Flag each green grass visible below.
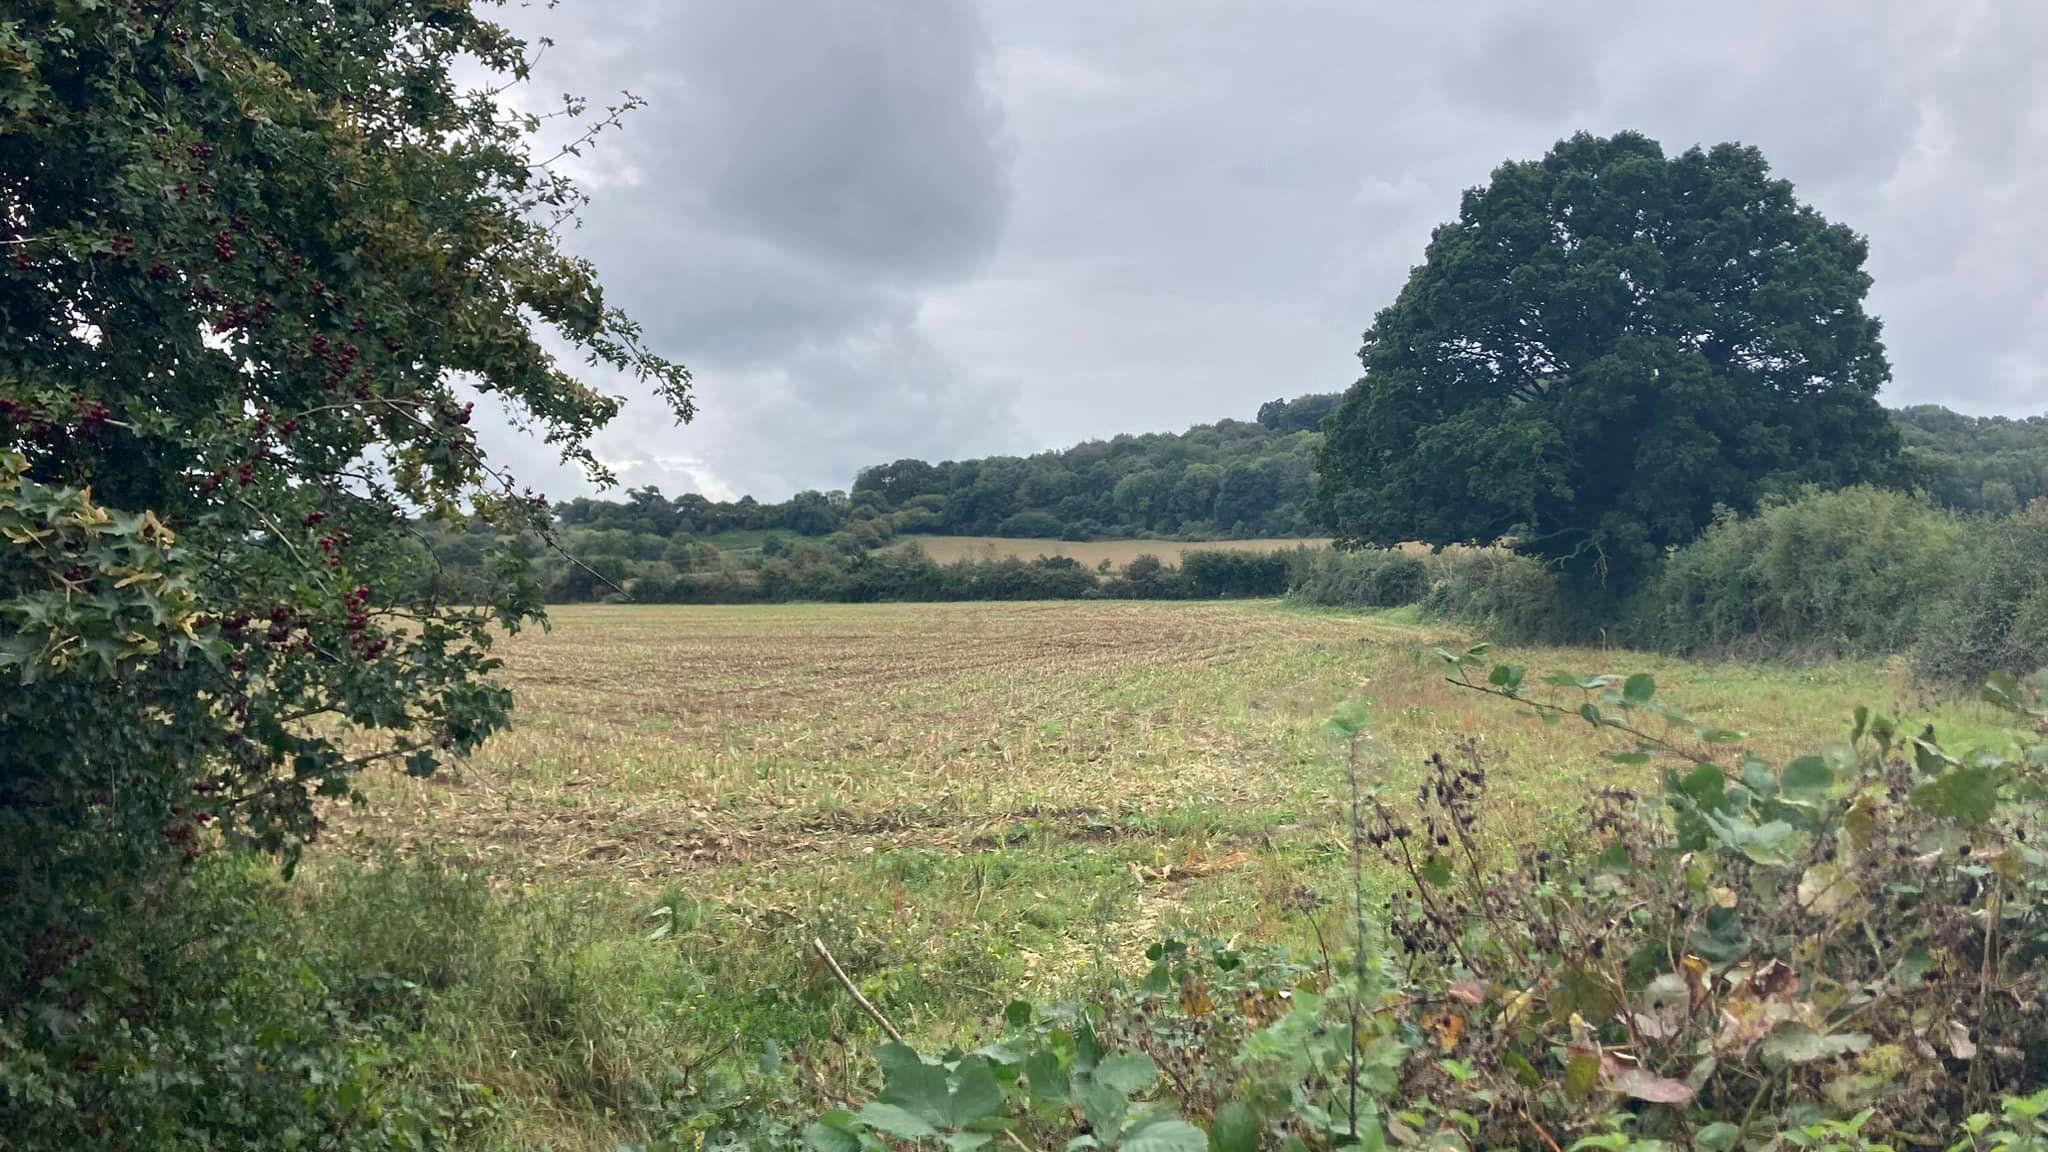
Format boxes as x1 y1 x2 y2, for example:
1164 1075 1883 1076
318 600 2000 1149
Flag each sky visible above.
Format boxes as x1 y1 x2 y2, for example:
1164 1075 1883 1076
476 0 2048 503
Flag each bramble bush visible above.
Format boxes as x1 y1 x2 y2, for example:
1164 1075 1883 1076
808 653 2048 1151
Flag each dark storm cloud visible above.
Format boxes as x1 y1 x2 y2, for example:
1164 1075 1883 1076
478 1 2048 502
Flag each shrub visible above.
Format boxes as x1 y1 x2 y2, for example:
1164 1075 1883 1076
1417 549 1582 642
1915 500 2048 685
995 510 1067 538
1105 554 1189 599
1291 548 1430 608
1634 486 1965 656
1181 549 1296 598
0 858 505 1151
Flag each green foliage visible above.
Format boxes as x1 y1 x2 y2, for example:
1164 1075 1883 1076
0 0 690 1136
802 1012 1199 1152
1895 406 2048 514
1315 131 1901 585
1634 486 1966 655
1177 549 1305 599
1 853 824 1150
1291 547 1431 609
807 660 2048 1150
1417 549 1585 643
1914 500 2048 688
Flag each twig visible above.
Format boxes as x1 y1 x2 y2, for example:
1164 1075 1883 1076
812 936 905 1044
1521 1108 1565 1152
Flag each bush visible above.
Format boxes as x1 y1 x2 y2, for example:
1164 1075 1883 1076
1104 554 1189 599
995 510 1066 538
1180 549 1297 598
1634 486 1965 656
1291 548 1430 608
0 858 505 1151
1915 500 2048 685
1417 549 1582 642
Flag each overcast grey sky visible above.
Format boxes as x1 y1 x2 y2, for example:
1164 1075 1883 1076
478 0 2048 503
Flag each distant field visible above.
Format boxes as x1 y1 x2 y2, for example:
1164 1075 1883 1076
900 534 1330 566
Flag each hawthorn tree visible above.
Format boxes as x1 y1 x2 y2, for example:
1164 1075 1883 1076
1314 132 1900 585
0 0 689 999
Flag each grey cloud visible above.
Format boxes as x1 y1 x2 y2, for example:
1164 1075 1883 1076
479 0 2048 502
476 0 1017 500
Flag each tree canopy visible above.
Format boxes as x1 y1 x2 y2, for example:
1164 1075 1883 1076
1315 131 1901 582
1 0 688 998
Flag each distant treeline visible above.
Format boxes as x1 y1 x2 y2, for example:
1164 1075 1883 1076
548 398 2046 551
552 393 1336 545
415 397 2047 609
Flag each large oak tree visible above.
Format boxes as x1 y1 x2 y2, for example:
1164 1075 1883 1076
1314 132 1900 584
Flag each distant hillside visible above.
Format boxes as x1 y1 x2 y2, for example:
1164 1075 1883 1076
545 395 2046 553
428 394 2045 603
1892 404 2048 513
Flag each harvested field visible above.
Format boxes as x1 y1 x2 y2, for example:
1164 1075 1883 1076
332 601 1979 1012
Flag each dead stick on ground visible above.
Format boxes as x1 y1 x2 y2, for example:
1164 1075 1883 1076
813 936 906 1044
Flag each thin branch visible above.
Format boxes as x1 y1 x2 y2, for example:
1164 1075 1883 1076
812 936 905 1044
